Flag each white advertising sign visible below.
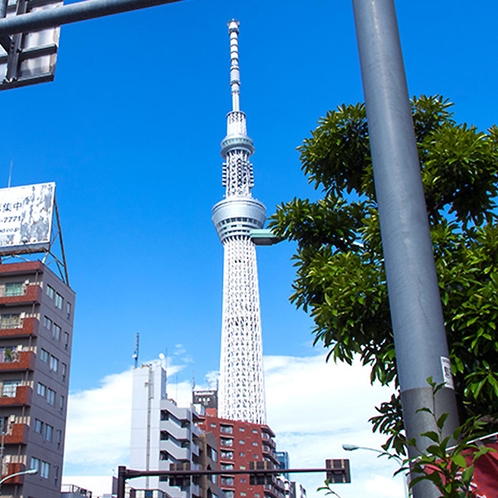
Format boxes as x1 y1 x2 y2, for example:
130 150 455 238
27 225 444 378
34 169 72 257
0 182 55 255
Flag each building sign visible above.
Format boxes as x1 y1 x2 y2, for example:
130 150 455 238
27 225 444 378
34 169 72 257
0 182 55 255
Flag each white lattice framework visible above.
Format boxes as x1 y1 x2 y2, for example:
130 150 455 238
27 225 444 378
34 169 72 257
212 20 266 424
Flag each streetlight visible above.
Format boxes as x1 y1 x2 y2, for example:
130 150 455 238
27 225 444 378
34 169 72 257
342 444 385 456
342 444 409 498
0 468 37 492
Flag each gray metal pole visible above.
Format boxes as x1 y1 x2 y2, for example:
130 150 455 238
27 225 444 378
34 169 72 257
0 0 180 37
351 0 459 495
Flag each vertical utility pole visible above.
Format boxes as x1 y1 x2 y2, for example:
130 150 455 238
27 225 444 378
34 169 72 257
351 0 459 496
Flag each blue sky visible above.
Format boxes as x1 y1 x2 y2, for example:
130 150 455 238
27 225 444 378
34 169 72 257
1 0 497 496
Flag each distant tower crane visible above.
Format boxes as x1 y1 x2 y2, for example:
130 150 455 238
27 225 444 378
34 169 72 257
212 19 266 424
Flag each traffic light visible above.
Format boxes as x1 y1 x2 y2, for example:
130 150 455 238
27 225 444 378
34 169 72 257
169 462 191 487
325 459 351 483
249 460 275 485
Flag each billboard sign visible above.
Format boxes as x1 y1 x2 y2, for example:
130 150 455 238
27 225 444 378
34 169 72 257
0 182 55 255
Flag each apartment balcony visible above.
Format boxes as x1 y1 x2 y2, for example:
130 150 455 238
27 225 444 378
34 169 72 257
0 386 32 407
0 317 39 339
261 433 276 449
261 447 280 466
0 285 42 307
0 351 35 372
3 423 29 445
0 260 44 277
1 462 30 484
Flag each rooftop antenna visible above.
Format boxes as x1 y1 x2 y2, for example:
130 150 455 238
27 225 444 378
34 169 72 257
191 371 196 392
132 333 139 368
7 160 12 188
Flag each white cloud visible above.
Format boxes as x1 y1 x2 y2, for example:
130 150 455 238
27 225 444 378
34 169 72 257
63 354 406 498
263 354 406 498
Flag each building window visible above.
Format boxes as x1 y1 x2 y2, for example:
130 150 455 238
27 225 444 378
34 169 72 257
220 424 233 434
41 461 50 479
210 423 217 428
37 382 47 397
239 452 245 457
220 438 233 447
221 477 234 485
223 492 234 498
220 450 233 460
239 440 245 444
47 388 56 406
46 285 55 299
49 355 59 372
5 282 23 296
66 302 72 319
55 293 63 309
240 478 246 483
220 463 233 470
0 314 20 329
64 332 70 350
56 430 62 449
35 419 43 434
43 316 52 331
252 429 258 434
208 447 217 462
59 394 65 412
44 424 53 442
252 442 258 446
239 427 245 432
31 457 40 471
2 380 20 397
53 324 61 341
160 451 169 461
241 493 246 497
40 349 49 363
62 363 67 382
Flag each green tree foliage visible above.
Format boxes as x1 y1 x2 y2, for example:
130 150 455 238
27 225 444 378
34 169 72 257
269 96 498 448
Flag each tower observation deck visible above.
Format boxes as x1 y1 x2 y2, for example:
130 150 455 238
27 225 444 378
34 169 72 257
212 19 266 424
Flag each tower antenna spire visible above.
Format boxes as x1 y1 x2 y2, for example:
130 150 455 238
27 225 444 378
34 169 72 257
132 333 139 368
212 20 267 424
228 19 240 112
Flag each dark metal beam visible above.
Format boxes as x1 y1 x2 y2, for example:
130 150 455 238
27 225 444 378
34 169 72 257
117 464 338 498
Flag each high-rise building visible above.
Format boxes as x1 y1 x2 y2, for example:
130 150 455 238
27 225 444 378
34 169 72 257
0 260 75 498
212 19 266 425
130 362 221 498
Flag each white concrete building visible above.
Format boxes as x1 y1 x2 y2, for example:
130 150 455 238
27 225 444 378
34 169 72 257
130 362 220 498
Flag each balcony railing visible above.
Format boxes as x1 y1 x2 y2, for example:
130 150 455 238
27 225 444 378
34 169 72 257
1 462 30 484
0 285 42 306
0 351 35 372
3 423 29 445
0 317 38 338
0 385 32 407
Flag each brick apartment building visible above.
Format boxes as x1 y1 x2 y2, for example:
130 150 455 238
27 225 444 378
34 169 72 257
0 260 75 498
193 392 286 498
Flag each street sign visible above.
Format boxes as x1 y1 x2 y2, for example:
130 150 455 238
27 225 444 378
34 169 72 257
0 0 62 90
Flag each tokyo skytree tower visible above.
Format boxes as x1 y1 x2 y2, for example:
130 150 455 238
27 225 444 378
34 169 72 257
212 20 266 424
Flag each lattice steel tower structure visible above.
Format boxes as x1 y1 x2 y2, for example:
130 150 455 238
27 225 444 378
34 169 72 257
212 19 266 424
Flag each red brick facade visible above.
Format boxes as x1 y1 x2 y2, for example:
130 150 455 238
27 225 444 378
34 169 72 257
197 410 285 498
